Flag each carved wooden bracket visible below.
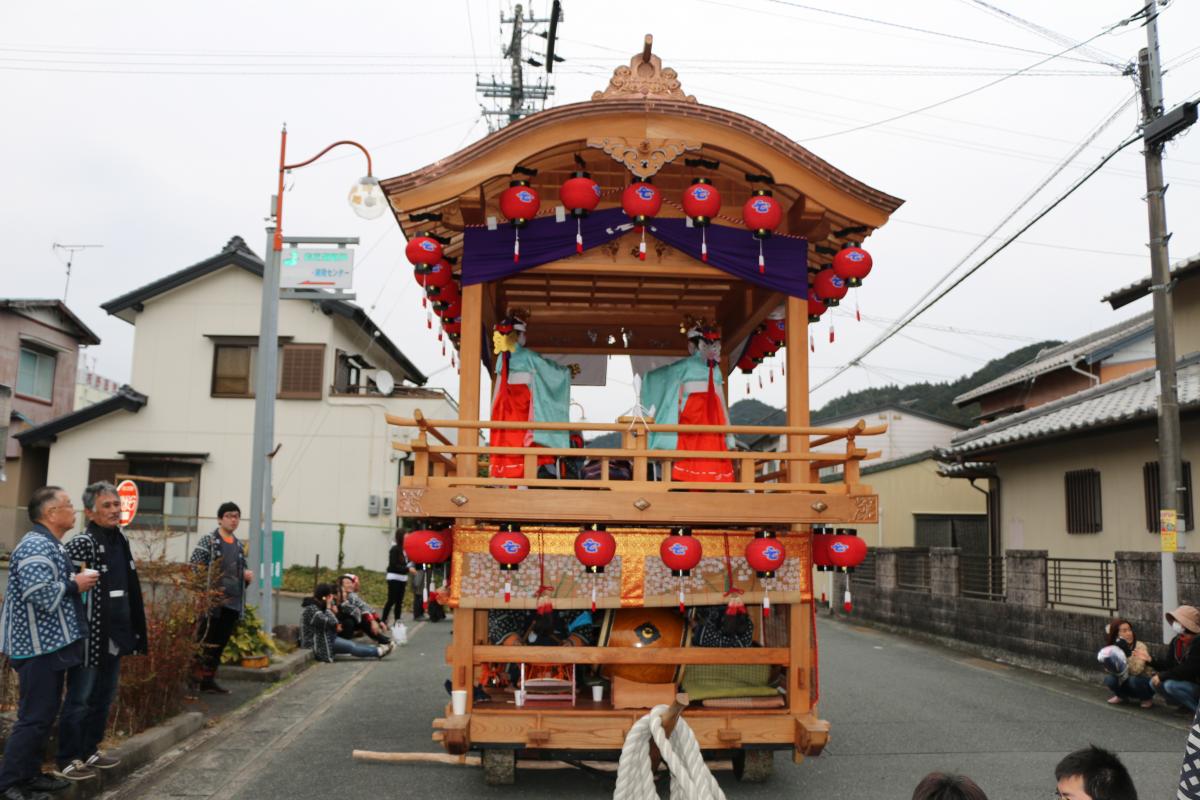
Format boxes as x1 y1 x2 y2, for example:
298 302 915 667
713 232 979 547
586 136 701 179
592 35 696 104
851 495 879 522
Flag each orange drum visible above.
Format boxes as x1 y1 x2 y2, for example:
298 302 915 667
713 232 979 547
600 607 688 684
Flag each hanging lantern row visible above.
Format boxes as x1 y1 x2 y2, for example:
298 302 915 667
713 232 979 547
812 526 867 613
736 320 785 373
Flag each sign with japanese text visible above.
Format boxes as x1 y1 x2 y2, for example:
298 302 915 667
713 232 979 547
280 247 354 289
1162 508 1178 553
116 480 139 527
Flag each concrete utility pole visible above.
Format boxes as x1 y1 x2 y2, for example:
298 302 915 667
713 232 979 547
249 216 281 623
475 2 561 130
1138 3 1198 642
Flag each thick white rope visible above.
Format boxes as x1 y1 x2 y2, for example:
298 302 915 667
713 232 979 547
613 705 725 800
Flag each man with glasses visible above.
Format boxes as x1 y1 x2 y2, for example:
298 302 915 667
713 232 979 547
0 487 98 800
189 501 252 694
55 482 148 782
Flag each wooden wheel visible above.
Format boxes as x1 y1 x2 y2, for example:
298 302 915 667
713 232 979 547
482 749 516 785
733 749 774 783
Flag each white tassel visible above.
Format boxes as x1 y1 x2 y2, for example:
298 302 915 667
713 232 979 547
701 228 708 262
504 579 511 604
591 582 597 614
678 578 685 613
513 229 520 264
639 228 647 261
576 219 583 255
757 239 765 274
843 588 852 613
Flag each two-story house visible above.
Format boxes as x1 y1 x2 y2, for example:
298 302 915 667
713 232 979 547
944 251 1200 558
0 299 101 549
16 236 458 569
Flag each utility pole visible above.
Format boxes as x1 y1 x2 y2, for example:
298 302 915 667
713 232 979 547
52 243 103 303
476 2 563 130
1138 3 1198 642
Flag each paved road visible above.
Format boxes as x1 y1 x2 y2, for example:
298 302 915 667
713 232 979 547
103 616 1191 799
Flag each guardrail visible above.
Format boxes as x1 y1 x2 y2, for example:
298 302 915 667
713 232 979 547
895 548 931 593
1048 557 1116 615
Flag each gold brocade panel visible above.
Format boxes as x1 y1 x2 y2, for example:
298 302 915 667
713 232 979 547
448 526 811 609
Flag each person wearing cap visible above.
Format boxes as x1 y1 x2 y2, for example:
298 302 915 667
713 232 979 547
639 319 735 482
488 311 575 480
1150 605 1200 711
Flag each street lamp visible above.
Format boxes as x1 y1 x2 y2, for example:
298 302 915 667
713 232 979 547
248 126 384 626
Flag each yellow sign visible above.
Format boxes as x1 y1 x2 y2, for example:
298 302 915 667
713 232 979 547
1162 509 1179 553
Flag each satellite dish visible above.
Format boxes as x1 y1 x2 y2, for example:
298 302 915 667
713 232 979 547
374 369 395 395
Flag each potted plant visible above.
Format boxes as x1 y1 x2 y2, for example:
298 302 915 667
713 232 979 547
220 604 280 669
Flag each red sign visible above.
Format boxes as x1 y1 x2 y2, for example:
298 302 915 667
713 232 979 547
116 480 138 527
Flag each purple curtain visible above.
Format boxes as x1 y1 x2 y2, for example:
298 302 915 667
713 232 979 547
461 206 808 298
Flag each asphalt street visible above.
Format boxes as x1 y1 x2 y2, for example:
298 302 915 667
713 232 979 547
103 616 1192 799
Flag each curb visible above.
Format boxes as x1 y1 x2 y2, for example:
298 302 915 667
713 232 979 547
57 711 205 799
221 648 312 683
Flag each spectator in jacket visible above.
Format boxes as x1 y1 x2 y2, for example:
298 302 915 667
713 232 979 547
188 501 253 694
338 574 390 644
1151 605 1200 712
56 482 149 782
300 583 392 662
1054 745 1137 800
381 530 408 626
1101 618 1154 708
0 486 98 800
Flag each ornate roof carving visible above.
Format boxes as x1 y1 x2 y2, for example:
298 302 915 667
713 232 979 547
592 34 696 104
585 136 701 179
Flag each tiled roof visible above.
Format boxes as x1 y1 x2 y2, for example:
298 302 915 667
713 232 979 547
953 311 1153 405
1103 251 1200 310
949 353 1200 455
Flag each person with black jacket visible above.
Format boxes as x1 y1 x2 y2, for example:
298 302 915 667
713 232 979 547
56 482 149 782
381 530 409 626
300 584 391 662
1151 604 1200 711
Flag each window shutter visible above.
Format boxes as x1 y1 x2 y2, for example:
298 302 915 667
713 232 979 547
212 345 254 397
279 344 325 399
1065 468 1102 534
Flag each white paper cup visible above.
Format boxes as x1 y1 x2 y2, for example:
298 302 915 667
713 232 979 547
591 684 604 703
514 690 526 707
451 689 467 716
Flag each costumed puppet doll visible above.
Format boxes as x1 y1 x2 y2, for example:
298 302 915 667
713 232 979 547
489 311 576 479
640 319 735 482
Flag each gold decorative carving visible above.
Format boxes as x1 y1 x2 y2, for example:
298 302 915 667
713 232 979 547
586 137 701 180
451 494 469 507
593 35 696 104
810 501 828 513
851 495 879 522
633 497 651 511
396 489 426 516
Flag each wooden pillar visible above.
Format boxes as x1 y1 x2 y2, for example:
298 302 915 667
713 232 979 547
457 283 484 479
784 296 810 477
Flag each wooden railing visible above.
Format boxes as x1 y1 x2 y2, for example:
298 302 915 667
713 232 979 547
388 410 883 495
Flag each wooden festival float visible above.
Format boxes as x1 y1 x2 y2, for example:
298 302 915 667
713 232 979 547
379 37 902 785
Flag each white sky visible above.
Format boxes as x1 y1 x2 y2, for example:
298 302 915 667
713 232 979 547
3 0 1199 424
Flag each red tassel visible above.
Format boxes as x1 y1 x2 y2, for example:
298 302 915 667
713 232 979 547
451 353 456 368
769 369 774 384
426 312 432 330
762 592 771 619
810 332 815 352
639 228 647 261
701 228 708 262
438 329 443 342
678 578 686 614
856 292 862 322
514 229 520 264
781 363 785 376
843 589 852 614
591 583 597 614
442 342 446 357
829 322 835 344
576 219 583 255
758 374 763 389
745 382 750 395
757 239 765 274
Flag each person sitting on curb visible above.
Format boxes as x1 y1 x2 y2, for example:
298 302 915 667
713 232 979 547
1151 605 1200 713
1099 618 1155 708
301 583 392 662
337 574 390 645
1054 745 1137 800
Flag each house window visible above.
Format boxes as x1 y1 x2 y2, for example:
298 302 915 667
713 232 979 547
279 343 325 399
87 457 202 533
17 346 56 401
1143 461 1194 533
334 350 363 395
211 343 324 399
1064 468 1102 533
212 344 255 397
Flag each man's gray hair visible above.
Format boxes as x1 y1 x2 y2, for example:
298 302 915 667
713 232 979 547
82 481 119 511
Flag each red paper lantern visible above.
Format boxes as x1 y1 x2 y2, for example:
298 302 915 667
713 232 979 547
415 259 453 289
442 319 462 336
813 268 849 306
828 529 867 570
746 530 786 578
499 181 540 227
427 279 459 303
742 189 782 239
681 178 721 225
405 235 443 266
807 296 827 323
489 525 530 571
811 527 834 572
737 355 757 373
435 299 462 320
660 527 702 576
404 528 451 569
621 181 662 225
833 246 873 287
560 172 601 217
763 317 786 345
575 524 617 573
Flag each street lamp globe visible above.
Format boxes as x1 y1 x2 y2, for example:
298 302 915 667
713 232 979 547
348 175 387 220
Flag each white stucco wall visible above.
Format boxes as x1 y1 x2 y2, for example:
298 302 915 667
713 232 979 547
44 266 457 569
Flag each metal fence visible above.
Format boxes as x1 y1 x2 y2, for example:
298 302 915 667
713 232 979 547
959 555 1005 602
1047 557 1117 615
850 549 877 587
895 548 931 593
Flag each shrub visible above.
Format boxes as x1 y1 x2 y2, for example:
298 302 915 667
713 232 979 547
220 604 281 665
